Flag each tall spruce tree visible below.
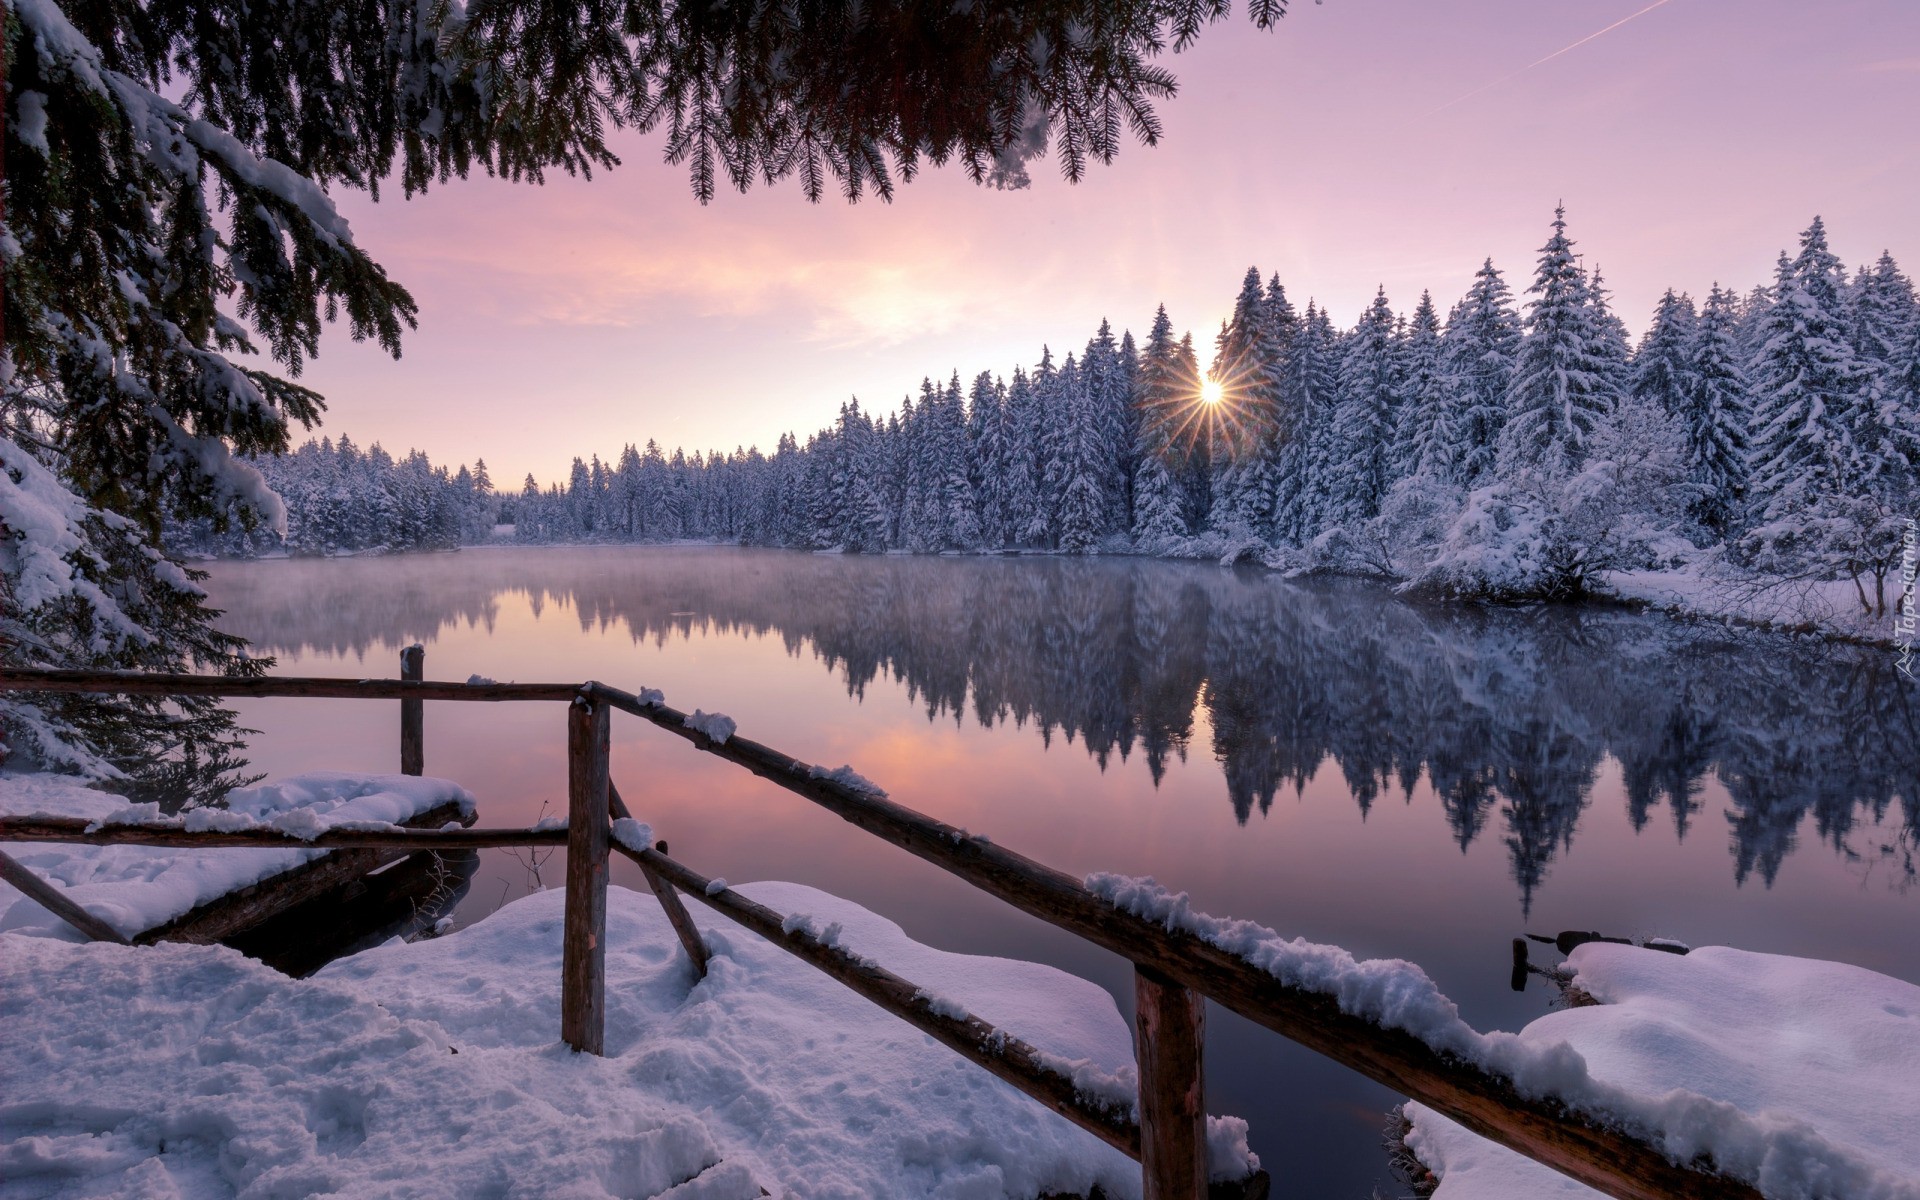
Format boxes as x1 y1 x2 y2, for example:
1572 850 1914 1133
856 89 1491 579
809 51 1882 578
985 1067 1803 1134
1631 289 1699 416
1131 306 1191 544
1681 286 1753 537
1330 288 1400 522
1746 217 1874 520
1208 268 1284 537
1441 259 1523 486
1277 301 1340 542
1391 291 1453 481
1501 208 1620 477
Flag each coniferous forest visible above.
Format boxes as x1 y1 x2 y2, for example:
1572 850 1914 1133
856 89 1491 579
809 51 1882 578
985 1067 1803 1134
173 211 1920 616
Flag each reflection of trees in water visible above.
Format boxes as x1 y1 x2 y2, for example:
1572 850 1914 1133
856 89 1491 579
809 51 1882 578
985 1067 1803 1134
207 547 1920 904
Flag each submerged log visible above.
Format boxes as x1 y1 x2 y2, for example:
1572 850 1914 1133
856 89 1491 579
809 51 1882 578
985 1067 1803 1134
133 801 476 946
224 849 480 977
588 681 1765 1200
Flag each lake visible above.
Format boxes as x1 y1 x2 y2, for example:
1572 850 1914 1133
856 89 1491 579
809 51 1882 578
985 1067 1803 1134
201 545 1919 1199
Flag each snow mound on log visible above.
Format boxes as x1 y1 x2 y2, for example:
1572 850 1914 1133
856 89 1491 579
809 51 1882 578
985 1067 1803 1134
684 710 735 744
0 771 475 939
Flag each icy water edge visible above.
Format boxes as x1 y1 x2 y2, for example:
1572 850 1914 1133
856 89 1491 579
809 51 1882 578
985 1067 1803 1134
201 545 1919 1200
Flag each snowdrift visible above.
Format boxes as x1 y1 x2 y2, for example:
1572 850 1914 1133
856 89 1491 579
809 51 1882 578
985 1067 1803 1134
0 882 1160 1199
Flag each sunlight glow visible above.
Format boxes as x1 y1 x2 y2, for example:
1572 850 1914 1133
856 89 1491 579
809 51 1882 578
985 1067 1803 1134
1200 378 1224 405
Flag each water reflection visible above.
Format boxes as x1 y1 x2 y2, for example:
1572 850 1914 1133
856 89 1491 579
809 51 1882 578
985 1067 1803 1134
207 549 1918 912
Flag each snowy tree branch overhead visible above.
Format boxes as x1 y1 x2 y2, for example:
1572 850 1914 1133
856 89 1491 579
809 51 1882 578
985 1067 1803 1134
2 0 1278 796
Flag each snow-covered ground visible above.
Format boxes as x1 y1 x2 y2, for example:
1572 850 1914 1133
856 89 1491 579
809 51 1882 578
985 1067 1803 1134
0 882 1181 1199
1404 943 1920 1200
0 772 475 940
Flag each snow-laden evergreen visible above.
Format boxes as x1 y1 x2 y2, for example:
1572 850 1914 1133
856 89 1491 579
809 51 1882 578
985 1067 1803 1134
1679 287 1752 536
1499 208 1622 478
170 210 1920 620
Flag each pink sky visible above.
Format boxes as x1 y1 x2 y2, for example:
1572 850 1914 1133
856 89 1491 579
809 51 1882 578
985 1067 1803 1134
293 0 1918 489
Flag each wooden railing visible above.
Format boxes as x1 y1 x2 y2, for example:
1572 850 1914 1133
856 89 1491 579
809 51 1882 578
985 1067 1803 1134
0 662 1772 1200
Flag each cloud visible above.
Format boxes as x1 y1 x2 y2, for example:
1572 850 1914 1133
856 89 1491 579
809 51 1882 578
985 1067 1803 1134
1857 57 1920 72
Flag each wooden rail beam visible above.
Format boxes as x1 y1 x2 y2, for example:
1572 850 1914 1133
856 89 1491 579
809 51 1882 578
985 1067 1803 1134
614 839 1143 1160
587 682 1766 1200
400 646 425 775
608 782 707 978
0 816 567 850
0 669 580 702
0 848 132 944
562 692 610 1054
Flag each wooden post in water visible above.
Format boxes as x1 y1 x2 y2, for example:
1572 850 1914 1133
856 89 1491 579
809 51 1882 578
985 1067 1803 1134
1135 965 1208 1200
562 692 610 1054
399 645 424 775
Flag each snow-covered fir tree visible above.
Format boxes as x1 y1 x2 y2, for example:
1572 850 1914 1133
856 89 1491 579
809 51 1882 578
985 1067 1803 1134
1630 289 1699 416
1745 217 1875 522
1442 259 1524 486
1329 288 1402 522
1391 292 1454 482
1679 286 1753 537
1501 208 1622 477
1209 269 1286 538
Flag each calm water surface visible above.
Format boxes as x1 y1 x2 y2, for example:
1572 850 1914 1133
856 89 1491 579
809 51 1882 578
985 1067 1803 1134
202 546 1920 1199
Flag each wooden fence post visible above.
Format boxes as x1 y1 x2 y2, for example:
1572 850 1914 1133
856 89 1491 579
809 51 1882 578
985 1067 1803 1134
562 693 610 1054
1135 965 1208 1200
399 644 424 775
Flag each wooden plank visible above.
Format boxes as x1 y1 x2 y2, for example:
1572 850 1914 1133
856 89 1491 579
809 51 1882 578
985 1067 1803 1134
587 682 1765 1200
400 645 425 775
1135 966 1208 1200
0 669 579 702
0 847 132 944
562 694 610 1054
613 839 1141 1160
608 782 707 978
133 801 473 945
0 816 565 850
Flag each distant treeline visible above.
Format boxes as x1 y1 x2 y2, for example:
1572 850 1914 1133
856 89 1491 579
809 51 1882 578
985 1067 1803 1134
171 211 1918 608
166 438 493 557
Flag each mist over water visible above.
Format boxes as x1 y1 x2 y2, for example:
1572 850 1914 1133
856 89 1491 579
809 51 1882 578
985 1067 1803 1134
203 546 1919 1199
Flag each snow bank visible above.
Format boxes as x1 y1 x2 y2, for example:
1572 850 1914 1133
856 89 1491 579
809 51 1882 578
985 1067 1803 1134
1602 567 1890 642
1405 944 1920 1200
0 772 476 940
1 882 1153 1198
1088 873 1918 1199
